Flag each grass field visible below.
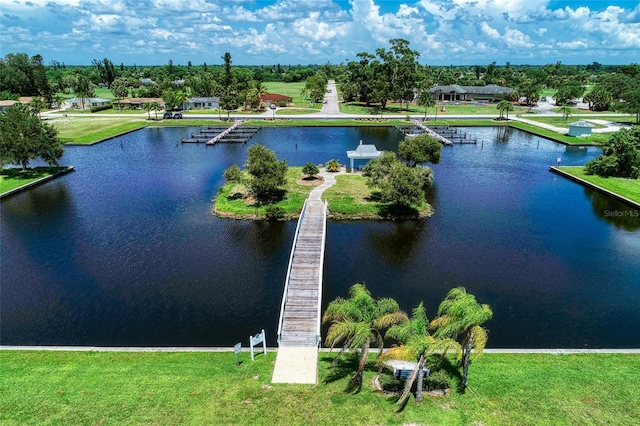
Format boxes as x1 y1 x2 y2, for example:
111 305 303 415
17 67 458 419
557 166 640 204
52 116 148 144
340 101 530 117
323 174 431 218
0 167 68 194
214 167 314 218
1 350 638 425
506 121 610 145
263 81 321 109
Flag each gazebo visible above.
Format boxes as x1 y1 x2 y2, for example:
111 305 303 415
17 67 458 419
346 140 382 170
568 121 595 137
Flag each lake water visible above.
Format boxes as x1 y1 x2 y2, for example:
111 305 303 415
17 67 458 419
1 126 639 348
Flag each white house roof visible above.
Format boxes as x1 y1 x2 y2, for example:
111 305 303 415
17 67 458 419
346 141 382 159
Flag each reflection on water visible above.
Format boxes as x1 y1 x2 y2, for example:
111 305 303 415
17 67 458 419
584 186 640 231
2 126 639 348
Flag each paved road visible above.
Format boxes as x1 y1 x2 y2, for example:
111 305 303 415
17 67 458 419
320 80 342 116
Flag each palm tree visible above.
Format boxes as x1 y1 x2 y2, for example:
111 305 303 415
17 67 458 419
384 303 460 407
430 287 493 391
322 283 408 390
249 80 268 110
496 100 513 120
416 89 436 120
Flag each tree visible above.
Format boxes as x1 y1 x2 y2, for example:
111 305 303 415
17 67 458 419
496 100 514 120
244 144 287 200
559 103 572 121
72 73 95 110
110 78 129 111
614 83 640 124
302 162 319 178
384 303 460 407
142 102 153 120
364 152 433 208
150 101 161 120
554 83 584 105
304 74 327 103
585 126 640 178
430 287 493 391
583 87 613 111
0 103 64 170
29 97 46 118
416 88 435 119
398 134 442 167
322 283 408 390
92 58 117 87
53 94 65 111
325 159 340 172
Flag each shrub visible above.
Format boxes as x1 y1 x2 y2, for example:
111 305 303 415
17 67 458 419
90 104 113 113
302 162 319 178
326 159 340 172
424 369 451 390
377 373 404 392
223 164 243 183
265 205 285 221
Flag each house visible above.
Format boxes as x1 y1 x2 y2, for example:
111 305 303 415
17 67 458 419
0 100 19 112
259 93 293 107
430 84 514 102
187 97 220 109
115 97 165 109
139 78 156 86
568 121 595 137
64 97 111 110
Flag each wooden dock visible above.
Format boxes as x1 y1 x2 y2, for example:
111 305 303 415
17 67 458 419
276 198 327 347
180 121 260 144
272 171 337 384
413 120 453 145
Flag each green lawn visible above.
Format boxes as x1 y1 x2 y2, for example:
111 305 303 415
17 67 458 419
323 174 431 218
507 121 610 145
0 350 638 425
557 166 640 204
264 81 321 109
214 167 314 218
52 117 148 144
340 101 529 117
0 167 68 194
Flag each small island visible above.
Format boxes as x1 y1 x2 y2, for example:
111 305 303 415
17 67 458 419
213 134 442 220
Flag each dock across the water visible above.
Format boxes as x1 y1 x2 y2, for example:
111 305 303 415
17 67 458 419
181 121 260 145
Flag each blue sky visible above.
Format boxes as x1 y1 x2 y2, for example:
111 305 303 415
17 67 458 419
1 0 639 66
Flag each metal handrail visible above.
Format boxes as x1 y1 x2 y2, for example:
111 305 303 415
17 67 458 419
276 199 308 345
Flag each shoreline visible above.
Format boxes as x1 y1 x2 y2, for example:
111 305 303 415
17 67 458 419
2 345 639 353
0 166 75 198
550 166 640 209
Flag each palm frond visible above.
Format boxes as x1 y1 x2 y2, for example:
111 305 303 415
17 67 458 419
374 311 408 330
468 325 488 361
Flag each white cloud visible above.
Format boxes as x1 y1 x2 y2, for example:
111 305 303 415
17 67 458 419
480 22 500 39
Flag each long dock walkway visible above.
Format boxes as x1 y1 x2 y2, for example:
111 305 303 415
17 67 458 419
272 171 337 384
206 120 241 145
413 120 453 145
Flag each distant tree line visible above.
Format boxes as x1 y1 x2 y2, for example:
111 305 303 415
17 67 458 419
1 44 640 120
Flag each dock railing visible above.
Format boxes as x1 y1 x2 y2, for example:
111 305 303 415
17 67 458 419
316 200 328 346
276 199 309 346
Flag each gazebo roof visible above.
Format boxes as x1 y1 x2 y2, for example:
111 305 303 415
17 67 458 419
347 141 382 159
568 121 595 128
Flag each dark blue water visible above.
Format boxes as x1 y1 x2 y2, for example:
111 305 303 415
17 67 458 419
2 126 639 348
